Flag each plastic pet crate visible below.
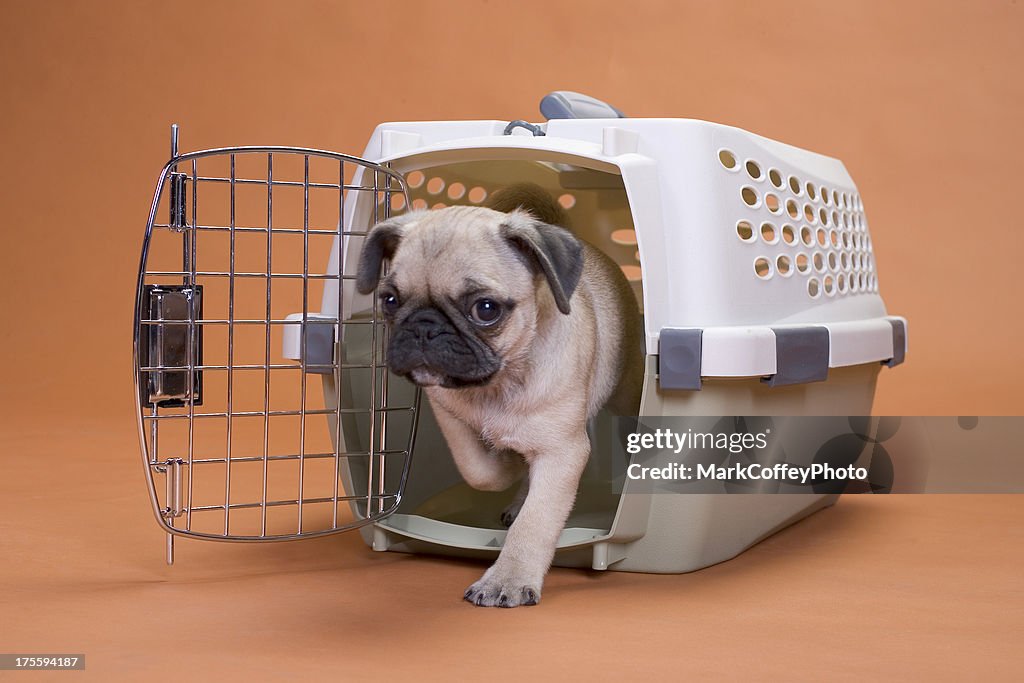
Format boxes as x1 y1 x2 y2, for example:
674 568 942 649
134 93 906 572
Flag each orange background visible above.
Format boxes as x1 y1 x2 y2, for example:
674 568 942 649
1 2 1021 680
1 0 1023 420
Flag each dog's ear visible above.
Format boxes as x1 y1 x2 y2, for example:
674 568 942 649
499 210 584 315
355 213 421 294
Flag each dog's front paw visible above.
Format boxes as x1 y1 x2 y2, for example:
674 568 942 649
464 575 541 608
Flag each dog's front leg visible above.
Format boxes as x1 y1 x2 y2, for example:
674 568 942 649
432 403 524 492
464 433 589 607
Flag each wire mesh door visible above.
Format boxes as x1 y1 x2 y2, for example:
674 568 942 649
134 127 418 563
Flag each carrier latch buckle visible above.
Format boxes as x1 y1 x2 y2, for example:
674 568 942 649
140 285 203 406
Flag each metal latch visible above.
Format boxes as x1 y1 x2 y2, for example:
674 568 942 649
503 120 546 136
140 285 203 405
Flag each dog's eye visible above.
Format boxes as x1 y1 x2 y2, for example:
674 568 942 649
380 293 400 315
469 299 502 326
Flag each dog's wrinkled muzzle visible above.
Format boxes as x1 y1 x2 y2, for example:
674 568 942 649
386 307 500 388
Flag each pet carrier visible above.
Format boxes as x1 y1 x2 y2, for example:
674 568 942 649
135 93 907 571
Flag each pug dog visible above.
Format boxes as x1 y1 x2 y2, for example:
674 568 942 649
356 183 643 607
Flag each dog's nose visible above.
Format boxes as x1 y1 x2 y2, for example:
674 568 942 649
404 307 448 341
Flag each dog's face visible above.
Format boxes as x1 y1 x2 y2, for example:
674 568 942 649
355 205 583 389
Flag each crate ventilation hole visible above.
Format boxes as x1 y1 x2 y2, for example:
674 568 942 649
720 148 877 300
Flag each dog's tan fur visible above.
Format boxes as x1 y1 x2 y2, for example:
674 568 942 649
357 184 642 606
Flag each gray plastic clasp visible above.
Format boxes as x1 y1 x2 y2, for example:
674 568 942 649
884 319 906 367
303 320 336 375
763 326 830 387
658 328 703 390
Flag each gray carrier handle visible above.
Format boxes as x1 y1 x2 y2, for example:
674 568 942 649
540 91 626 120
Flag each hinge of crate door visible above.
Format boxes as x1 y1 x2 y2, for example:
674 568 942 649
161 458 184 519
168 172 188 231
168 123 188 232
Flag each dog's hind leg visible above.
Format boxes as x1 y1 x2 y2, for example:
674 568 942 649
500 478 529 528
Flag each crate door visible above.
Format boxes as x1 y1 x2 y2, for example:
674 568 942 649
133 145 418 558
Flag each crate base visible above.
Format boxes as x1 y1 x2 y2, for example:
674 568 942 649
361 491 837 574
332 359 878 574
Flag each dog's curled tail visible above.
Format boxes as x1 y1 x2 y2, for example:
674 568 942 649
485 182 570 229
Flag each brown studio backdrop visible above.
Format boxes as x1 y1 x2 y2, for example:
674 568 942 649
2 0 1023 434
1 4 1023 680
